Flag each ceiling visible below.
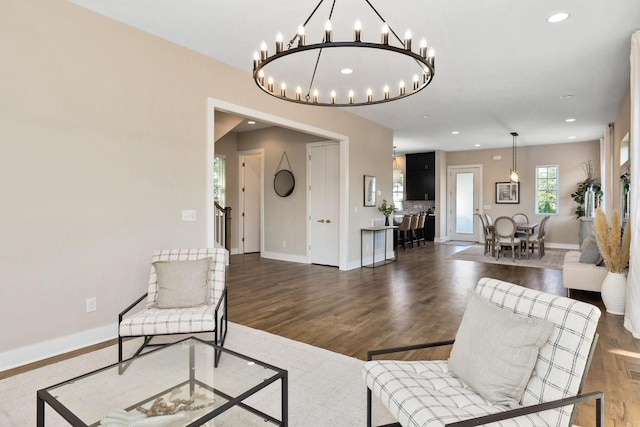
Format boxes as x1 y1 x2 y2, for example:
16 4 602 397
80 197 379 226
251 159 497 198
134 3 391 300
69 0 639 153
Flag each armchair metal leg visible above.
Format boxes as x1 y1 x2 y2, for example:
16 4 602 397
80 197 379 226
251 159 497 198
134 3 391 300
596 394 604 427
367 388 372 427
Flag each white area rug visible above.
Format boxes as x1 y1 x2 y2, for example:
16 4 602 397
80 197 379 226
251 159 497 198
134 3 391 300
0 323 394 426
447 244 568 269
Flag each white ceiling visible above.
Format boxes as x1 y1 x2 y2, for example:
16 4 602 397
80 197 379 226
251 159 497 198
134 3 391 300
69 0 640 153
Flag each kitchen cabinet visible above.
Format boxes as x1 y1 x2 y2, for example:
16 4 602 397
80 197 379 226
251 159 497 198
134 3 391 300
425 215 435 241
406 152 435 200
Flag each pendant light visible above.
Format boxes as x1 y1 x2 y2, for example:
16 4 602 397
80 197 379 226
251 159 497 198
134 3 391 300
510 132 519 182
393 146 401 182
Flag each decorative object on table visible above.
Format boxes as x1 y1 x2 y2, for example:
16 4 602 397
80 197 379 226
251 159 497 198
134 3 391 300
571 160 602 218
100 410 187 426
378 199 397 226
509 132 520 182
594 208 631 315
252 0 435 107
495 182 520 204
274 151 295 197
364 175 376 206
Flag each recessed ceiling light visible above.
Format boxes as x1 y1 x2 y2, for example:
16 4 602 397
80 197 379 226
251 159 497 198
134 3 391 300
247 120 256 125
547 12 570 23
568 136 577 139
422 114 430 119
565 118 576 122
474 144 481 147
560 94 573 99
451 131 460 135
340 68 353 74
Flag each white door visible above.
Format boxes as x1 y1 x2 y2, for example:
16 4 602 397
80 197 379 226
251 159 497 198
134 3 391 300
448 166 481 242
240 153 261 253
309 143 339 266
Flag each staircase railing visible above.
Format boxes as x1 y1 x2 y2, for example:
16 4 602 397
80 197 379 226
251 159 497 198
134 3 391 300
214 203 231 252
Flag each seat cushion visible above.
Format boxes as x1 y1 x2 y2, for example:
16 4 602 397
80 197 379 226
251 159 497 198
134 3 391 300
363 360 549 427
119 305 217 336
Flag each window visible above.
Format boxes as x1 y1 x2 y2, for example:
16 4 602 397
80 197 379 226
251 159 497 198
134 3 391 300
214 155 226 207
536 165 559 214
392 171 404 211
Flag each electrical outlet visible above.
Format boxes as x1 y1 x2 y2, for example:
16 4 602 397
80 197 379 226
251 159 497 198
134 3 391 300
86 297 97 313
181 210 197 222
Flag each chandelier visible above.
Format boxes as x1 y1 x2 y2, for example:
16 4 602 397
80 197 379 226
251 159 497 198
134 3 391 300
252 0 436 107
510 132 519 183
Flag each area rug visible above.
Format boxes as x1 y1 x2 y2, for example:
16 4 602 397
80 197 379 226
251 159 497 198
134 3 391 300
0 323 394 426
447 244 568 269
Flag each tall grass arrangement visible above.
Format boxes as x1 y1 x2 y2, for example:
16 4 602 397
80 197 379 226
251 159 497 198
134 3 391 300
594 208 631 273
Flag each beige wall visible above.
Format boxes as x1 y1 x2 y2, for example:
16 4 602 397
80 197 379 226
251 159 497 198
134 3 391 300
446 141 601 246
0 0 392 364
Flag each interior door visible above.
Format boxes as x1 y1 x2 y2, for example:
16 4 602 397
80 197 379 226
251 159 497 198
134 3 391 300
309 143 339 266
449 166 481 242
240 153 261 253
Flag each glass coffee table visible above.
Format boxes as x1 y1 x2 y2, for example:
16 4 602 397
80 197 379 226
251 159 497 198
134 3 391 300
37 337 288 426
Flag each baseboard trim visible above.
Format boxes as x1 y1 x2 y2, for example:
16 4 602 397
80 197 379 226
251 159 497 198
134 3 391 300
546 242 580 250
260 251 308 264
0 323 118 373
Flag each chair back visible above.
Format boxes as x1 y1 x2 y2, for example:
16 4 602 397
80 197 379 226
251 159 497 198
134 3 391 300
475 278 601 427
485 213 493 225
478 213 488 234
146 248 227 308
538 215 551 239
493 216 517 239
398 215 412 231
417 213 426 228
512 213 529 224
410 214 419 230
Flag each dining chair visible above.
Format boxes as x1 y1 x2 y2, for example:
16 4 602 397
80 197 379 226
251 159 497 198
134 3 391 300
397 215 413 249
484 213 493 226
478 214 493 255
528 215 550 258
493 216 522 261
512 213 529 224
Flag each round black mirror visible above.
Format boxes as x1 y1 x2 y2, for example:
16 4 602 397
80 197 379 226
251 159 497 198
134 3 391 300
274 170 295 197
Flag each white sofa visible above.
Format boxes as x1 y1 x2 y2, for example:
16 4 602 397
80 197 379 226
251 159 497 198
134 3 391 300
562 250 608 296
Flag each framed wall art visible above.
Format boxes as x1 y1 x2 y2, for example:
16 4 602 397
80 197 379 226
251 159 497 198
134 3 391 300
496 182 520 204
364 175 376 206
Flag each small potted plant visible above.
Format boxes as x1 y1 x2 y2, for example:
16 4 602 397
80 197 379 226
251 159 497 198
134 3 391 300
378 199 397 226
594 208 631 314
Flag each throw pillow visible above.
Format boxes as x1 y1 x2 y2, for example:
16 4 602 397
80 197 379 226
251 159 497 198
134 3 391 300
448 291 555 408
153 258 211 309
579 236 603 264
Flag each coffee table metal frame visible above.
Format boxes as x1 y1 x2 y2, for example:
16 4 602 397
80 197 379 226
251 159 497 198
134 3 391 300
36 337 288 426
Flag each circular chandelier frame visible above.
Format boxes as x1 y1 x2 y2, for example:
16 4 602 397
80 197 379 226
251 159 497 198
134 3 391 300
252 0 436 107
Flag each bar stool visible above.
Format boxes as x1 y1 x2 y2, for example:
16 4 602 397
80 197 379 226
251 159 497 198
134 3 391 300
397 215 413 249
409 214 420 247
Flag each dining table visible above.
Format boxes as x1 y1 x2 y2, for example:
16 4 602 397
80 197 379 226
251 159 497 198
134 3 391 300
487 222 539 259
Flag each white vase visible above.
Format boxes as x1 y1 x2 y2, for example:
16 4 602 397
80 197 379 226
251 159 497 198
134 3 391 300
601 271 627 315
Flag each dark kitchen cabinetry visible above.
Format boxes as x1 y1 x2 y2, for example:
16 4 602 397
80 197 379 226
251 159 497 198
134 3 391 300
425 215 435 241
406 152 436 200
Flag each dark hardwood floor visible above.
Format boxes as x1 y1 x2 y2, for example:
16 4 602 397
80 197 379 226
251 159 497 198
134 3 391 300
228 242 640 427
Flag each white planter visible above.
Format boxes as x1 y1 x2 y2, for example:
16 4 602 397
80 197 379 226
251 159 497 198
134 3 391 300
601 271 627 315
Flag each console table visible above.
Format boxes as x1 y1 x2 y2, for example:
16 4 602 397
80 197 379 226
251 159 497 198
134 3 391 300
361 226 398 268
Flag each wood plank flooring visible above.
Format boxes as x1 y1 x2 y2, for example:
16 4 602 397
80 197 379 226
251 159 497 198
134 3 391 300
228 242 640 427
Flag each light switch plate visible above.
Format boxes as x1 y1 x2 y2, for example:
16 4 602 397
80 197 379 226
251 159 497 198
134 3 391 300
181 210 197 221
483 205 491 210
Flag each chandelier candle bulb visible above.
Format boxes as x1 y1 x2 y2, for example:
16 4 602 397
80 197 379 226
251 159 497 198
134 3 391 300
349 90 355 104
275 33 283 53
280 82 287 97
367 88 373 102
399 80 406 95
260 41 268 61
423 68 429 83
419 38 428 57
413 74 419 90
428 48 435 67
404 29 412 50
330 90 337 104
313 89 319 103
354 20 362 42
257 70 265 86
297 25 306 47
296 86 302 101
325 20 333 42
384 85 390 100
267 77 274 92
381 23 389 44
253 51 260 70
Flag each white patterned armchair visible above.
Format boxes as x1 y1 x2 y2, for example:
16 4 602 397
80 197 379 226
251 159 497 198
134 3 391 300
363 277 603 427
118 248 228 367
